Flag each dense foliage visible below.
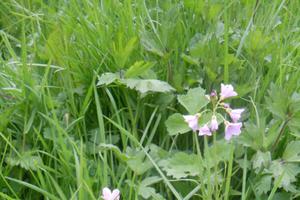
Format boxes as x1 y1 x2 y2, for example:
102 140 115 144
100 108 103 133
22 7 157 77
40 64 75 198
0 0 300 199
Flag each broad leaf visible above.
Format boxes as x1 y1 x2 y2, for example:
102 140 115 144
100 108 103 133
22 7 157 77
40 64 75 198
126 148 152 175
97 72 119 86
283 141 300 162
122 79 175 94
138 177 165 200
252 151 271 173
6 152 43 171
254 175 272 196
159 152 202 179
165 113 190 135
268 160 300 191
177 87 209 114
265 83 289 119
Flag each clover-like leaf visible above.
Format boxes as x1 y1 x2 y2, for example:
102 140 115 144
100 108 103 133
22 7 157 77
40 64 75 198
158 152 202 179
177 87 209 114
165 113 190 136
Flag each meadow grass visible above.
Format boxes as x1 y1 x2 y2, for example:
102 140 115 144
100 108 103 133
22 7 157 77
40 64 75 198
0 0 300 199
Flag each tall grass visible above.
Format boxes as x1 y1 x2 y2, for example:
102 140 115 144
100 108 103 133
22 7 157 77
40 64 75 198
0 0 300 199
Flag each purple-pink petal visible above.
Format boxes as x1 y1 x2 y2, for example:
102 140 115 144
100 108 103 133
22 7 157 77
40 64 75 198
210 115 218 131
199 124 212 136
225 122 242 140
183 115 199 132
229 109 245 122
102 187 120 200
220 84 238 100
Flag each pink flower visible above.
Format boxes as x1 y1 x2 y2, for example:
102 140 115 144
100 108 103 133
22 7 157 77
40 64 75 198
224 121 242 140
228 109 245 122
210 115 218 131
199 124 212 136
220 84 237 100
183 114 199 132
102 187 120 200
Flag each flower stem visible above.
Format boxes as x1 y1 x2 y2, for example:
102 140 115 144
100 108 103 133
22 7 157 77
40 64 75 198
224 143 234 200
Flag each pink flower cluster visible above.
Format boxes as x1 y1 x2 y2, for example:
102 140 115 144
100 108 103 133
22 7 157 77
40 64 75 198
183 84 244 141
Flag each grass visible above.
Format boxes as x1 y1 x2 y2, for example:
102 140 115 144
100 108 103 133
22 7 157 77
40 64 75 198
0 0 300 199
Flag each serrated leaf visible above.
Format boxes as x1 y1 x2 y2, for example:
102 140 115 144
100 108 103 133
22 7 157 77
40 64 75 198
138 177 165 200
5 152 43 171
283 141 300 162
254 175 272 196
121 79 175 94
97 72 119 86
177 87 209 114
126 148 153 175
268 160 300 191
125 61 155 78
165 113 190 135
265 83 289 119
158 152 202 179
252 151 271 173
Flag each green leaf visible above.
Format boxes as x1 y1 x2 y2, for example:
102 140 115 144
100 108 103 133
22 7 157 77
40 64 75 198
206 141 231 167
158 152 202 179
125 61 155 78
177 87 209 114
138 177 165 200
252 151 271 173
165 113 190 136
126 147 153 175
265 83 289 119
283 141 300 162
254 175 272 196
121 79 175 94
268 160 300 192
181 54 199 65
6 152 43 171
112 37 138 68
97 72 119 86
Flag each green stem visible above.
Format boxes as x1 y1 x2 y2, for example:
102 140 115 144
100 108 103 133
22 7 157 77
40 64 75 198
204 136 212 199
224 143 234 200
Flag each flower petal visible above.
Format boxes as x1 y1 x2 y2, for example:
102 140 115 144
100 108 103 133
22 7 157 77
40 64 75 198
210 115 218 131
183 114 199 132
111 189 120 200
229 109 245 122
225 122 242 140
220 84 238 100
199 124 212 136
102 187 112 199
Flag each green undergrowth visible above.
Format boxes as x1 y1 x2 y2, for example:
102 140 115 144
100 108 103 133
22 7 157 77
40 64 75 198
0 0 300 199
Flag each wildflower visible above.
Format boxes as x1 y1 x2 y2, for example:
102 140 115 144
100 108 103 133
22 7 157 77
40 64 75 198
221 102 230 109
199 124 212 136
228 108 245 122
220 84 237 100
102 187 120 200
183 114 199 132
224 121 242 141
210 115 218 131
